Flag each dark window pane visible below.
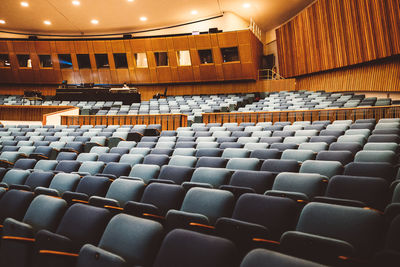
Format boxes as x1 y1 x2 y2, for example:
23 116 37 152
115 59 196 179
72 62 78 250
221 47 239 62
113 53 128 68
0 54 10 67
17 54 31 68
154 52 168 66
198 49 213 64
77 54 91 69
58 54 73 69
39 55 52 68
95 54 109 68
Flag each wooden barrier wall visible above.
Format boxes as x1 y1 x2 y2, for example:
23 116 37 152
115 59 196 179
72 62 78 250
0 30 262 85
202 105 400 124
0 105 76 121
61 114 187 131
276 0 400 77
295 56 400 92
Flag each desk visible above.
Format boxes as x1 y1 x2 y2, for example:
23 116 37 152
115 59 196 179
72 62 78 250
55 87 141 104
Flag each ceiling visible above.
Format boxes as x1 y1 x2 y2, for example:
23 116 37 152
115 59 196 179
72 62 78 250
0 0 315 37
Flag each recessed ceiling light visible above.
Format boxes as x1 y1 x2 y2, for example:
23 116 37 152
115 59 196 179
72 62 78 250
91 19 99 24
243 3 251 8
0 20 5 24
44 20 51 25
140 16 147 21
72 1 80 6
21 2 29 7
127 0 134 2
191 10 198 15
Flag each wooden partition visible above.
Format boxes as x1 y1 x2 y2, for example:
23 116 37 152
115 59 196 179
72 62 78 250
202 105 400 124
0 105 77 122
61 114 187 131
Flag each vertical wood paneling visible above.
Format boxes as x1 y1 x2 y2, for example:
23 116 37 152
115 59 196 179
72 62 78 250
276 0 400 77
295 56 400 92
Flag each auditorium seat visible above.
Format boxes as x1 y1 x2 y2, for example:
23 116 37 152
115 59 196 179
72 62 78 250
266 172 328 201
9 171 54 191
0 189 35 227
34 173 80 197
96 162 131 180
125 164 160 184
240 248 324 267
32 160 58 172
0 195 67 267
13 158 37 170
226 158 261 171
183 167 231 190
313 175 389 211
34 204 112 267
62 175 111 205
315 150 354 165
53 160 81 173
299 160 343 178
76 214 163 267
280 202 385 265
89 178 145 208
216 194 300 253
0 169 30 188
153 229 238 267
280 149 315 162
165 187 234 231
344 162 396 182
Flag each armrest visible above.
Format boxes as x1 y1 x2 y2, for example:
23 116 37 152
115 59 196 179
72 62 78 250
35 229 77 253
118 176 143 182
71 171 91 177
95 174 117 180
215 217 269 243
62 191 89 205
219 185 256 200
265 190 309 203
29 153 49 160
2 217 34 239
313 196 366 208
88 196 120 208
0 182 9 188
34 187 61 197
147 179 176 185
384 203 400 222
124 201 160 218
165 209 209 232
280 231 354 266
181 182 213 191
8 184 32 191
59 148 79 154
76 244 126 267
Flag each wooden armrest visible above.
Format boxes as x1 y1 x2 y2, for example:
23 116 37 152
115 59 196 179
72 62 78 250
39 250 79 257
2 236 35 242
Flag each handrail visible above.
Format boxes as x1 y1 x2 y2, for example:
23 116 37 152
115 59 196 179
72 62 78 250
258 69 285 80
61 113 188 131
202 105 400 124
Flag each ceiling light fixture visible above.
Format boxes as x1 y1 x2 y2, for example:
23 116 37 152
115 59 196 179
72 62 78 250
72 1 80 6
0 20 5 24
127 0 134 2
91 19 99 24
21 2 29 7
191 10 198 15
44 20 51 25
140 16 147 21
243 3 251 8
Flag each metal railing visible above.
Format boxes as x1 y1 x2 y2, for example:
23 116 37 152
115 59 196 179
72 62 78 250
258 68 285 80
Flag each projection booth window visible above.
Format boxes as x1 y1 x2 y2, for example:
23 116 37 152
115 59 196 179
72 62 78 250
17 54 32 68
113 53 128 68
198 49 213 64
154 52 168 66
95 54 109 68
134 53 148 68
177 50 191 66
77 54 91 69
58 54 73 69
0 54 11 68
221 47 239 62
39 55 53 68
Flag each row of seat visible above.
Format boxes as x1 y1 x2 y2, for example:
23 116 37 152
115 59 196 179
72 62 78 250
0 186 398 267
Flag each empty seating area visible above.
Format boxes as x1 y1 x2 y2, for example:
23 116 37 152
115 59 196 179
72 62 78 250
238 90 396 112
0 117 399 266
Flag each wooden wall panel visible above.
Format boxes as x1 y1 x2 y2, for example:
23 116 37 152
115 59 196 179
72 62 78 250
0 30 261 85
276 0 400 78
295 56 400 92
